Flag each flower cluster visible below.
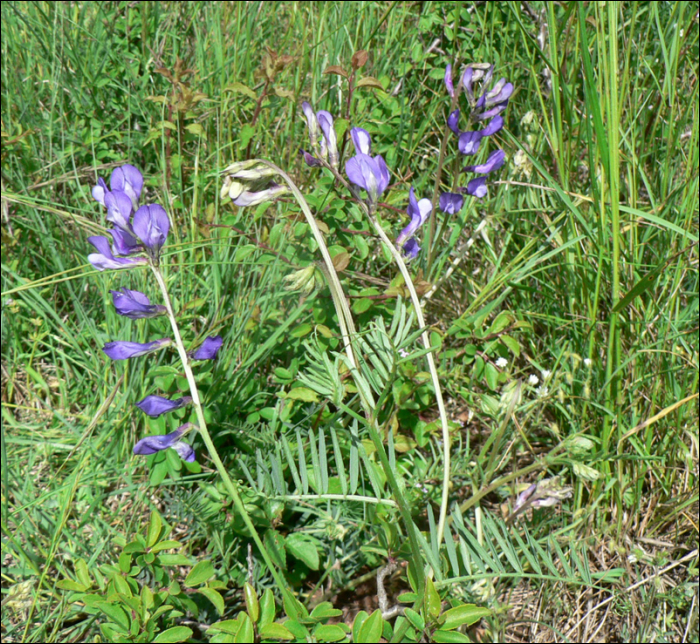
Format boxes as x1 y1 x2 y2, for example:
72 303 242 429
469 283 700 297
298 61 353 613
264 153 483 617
446 64 511 198
298 65 510 260
89 164 223 463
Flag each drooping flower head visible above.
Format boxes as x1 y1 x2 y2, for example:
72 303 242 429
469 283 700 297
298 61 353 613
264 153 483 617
136 395 192 418
111 288 166 319
88 236 148 272
345 128 390 211
102 337 171 360
133 423 196 462
132 204 170 259
439 192 464 215
190 335 223 360
397 187 432 259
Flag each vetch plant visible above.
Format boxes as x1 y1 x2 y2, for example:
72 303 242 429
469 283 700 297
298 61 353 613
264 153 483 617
85 163 295 599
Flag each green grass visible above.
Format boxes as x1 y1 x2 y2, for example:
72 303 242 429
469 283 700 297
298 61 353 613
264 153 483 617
2 1 698 642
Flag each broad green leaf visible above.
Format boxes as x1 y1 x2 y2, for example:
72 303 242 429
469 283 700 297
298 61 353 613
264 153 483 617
432 628 471 643
244 583 259 622
198 587 225 615
259 622 295 640
352 610 368 642
424 577 441 619
356 609 383 643
75 558 92 589
146 512 162 548
310 601 343 621
313 624 347 642
285 533 320 570
150 540 182 553
185 560 215 587
207 619 241 635
235 613 254 643
56 579 87 592
285 387 320 403
153 625 194 643
441 605 491 630
259 588 276 627
404 607 425 631
95 601 130 630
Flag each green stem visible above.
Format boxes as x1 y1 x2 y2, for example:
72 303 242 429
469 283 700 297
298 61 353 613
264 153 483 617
150 263 293 599
255 161 427 591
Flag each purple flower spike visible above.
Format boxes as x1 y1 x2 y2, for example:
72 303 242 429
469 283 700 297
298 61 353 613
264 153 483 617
88 236 147 271
396 187 432 246
351 127 372 155
439 192 464 215
134 423 196 462
111 164 144 207
191 335 223 360
463 149 506 174
458 131 484 156
444 64 454 98
111 288 166 319
402 238 421 260
317 111 339 168
301 102 320 147
102 337 171 360
464 177 488 198
136 395 192 418
447 109 461 135
104 190 133 231
132 204 170 253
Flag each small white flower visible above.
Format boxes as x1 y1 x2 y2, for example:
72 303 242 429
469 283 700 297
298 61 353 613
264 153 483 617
495 357 508 368
528 374 539 386
584 358 592 367
399 348 409 358
537 386 549 397
541 369 551 379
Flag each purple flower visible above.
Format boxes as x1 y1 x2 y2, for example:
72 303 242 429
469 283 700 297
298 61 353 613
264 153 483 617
110 164 144 208
350 127 372 156
300 149 322 167
102 337 171 360
439 192 464 214
133 423 196 462
104 190 133 231
396 187 432 247
108 227 142 256
136 395 192 418
317 110 339 168
481 115 504 136
458 131 484 156
444 64 454 98
463 177 488 198
447 109 461 135
111 288 166 319
92 177 109 206
191 335 223 360
463 149 506 174
132 204 170 253
88 236 147 271
402 238 421 260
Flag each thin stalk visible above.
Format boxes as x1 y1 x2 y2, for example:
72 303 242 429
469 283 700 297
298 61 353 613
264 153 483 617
150 263 293 599
253 161 427 592
321 162 452 548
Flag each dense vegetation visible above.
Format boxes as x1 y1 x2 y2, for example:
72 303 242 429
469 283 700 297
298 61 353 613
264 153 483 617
2 2 697 642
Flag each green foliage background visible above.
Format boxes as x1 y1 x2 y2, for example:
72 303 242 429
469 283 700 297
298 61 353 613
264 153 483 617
1 1 697 642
